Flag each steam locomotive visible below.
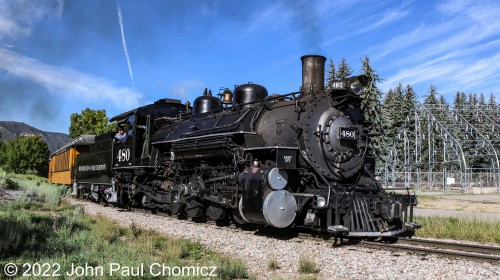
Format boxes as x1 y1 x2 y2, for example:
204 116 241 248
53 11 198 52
49 55 419 237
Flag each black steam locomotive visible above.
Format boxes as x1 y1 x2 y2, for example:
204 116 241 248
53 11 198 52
55 55 419 237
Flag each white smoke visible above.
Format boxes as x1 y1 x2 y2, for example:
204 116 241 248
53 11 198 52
116 0 135 89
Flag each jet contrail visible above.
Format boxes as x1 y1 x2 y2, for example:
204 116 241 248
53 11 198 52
116 0 135 90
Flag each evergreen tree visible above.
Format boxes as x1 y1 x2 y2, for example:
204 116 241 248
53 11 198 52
478 93 486 109
69 108 115 138
403 84 418 116
488 93 496 107
392 83 405 129
335 57 352 80
467 93 475 108
487 93 498 127
453 91 466 109
472 93 478 107
402 84 418 167
421 85 445 166
439 95 448 108
325 57 336 91
360 55 385 172
460 92 467 107
382 89 397 137
423 85 439 107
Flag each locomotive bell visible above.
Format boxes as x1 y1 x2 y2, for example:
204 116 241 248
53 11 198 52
301 55 326 96
221 88 233 104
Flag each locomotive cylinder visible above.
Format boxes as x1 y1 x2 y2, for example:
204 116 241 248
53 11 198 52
301 55 326 95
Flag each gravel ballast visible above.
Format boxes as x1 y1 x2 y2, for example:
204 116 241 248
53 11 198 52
72 200 500 280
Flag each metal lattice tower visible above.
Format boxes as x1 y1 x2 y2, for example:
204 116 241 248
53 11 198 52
385 103 500 192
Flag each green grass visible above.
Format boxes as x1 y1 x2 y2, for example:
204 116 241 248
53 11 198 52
297 254 317 274
0 170 251 279
416 195 443 203
415 215 500 244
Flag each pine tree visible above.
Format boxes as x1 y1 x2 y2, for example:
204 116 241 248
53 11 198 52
478 93 486 109
392 83 405 129
461 92 467 107
335 57 352 80
423 85 439 107
453 91 465 109
439 95 448 108
488 93 496 107
403 84 417 116
467 93 474 108
421 85 445 167
360 55 385 173
472 93 478 107
402 84 418 168
487 93 498 130
382 89 397 137
325 57 336 91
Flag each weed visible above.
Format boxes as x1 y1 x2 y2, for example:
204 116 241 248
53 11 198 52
298 254 318 274
180 240 205 260
216 255 249 280
267 253 280 270
130 222 143 238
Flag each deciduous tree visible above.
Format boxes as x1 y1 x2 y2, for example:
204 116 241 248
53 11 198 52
0 136 50 176
69 108 114 138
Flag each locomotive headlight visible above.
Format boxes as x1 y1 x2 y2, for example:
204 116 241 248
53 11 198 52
315 196 326 208
349 79 363 96
347 75 368 96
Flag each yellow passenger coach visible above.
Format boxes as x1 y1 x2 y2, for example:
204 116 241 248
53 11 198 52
48 135 95 185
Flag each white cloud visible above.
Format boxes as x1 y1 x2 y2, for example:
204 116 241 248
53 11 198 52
0 0 63 40
0 48 142 108
376 0 500 96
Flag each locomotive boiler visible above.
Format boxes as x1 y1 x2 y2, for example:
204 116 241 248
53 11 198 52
59 55 419 237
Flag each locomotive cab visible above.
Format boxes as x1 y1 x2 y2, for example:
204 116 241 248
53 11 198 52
110 99 188 168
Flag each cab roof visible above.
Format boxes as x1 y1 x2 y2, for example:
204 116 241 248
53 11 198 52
110 99 183 122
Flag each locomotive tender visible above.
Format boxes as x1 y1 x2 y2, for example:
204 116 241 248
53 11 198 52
50 55 419 237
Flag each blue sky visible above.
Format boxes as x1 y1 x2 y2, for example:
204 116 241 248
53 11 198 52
0 0 498 134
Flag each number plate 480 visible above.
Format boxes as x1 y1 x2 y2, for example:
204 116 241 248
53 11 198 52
339 128 357 140
117 148 131 162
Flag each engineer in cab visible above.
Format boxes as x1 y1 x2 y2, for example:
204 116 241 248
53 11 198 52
114 126 127 144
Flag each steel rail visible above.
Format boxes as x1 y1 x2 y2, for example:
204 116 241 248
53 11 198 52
397 238 500 255
360 240 500 264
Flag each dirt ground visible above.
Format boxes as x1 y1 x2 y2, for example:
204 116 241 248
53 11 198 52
414 193 500 221
0 186 24 203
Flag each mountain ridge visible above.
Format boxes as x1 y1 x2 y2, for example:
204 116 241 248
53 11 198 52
0 121 70 153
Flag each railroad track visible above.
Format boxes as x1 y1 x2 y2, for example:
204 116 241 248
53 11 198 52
86 202 500 264
360 238 500 264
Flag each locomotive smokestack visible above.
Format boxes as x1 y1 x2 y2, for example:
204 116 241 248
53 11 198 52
301 55 326 95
